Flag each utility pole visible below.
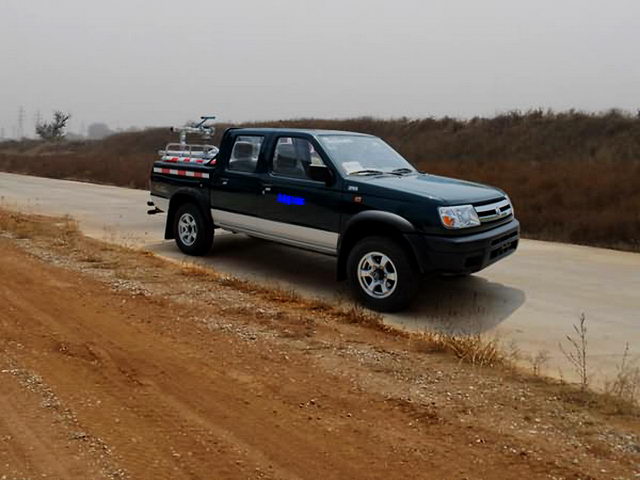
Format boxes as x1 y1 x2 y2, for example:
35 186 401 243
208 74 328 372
34 109 42 134
17 106 25 139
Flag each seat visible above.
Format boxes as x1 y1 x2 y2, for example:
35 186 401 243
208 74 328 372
274 144 306 178
230 141 257 172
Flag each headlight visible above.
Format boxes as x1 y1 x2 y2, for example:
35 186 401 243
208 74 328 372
438 205 481 229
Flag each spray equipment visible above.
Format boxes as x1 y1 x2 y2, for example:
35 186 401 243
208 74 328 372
159 115 219 162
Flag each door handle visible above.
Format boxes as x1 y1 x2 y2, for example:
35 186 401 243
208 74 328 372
262 184 272 194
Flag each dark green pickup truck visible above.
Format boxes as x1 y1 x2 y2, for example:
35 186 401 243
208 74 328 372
149 127 519 311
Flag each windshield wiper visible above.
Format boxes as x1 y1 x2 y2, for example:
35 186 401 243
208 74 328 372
390 168 415 175
348 168 414 176
348 169 386 176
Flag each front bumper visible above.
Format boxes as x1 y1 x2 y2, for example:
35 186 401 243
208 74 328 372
407 219 520 274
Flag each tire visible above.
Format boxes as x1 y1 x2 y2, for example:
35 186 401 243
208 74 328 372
173 203 213 256
347 236 420 312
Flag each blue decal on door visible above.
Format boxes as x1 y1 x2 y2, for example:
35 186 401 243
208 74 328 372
277 193 305 206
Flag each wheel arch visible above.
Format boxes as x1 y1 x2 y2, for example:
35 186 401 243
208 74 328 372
165 189 212 240
337 211 425 281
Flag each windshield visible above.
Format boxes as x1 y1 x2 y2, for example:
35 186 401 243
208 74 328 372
318 135 416 175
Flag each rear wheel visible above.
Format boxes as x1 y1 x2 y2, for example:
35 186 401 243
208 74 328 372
347 236 420 312
173 203 213 255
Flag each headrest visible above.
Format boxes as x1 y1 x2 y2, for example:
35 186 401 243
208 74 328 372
275 144 297 169
233 141 254 160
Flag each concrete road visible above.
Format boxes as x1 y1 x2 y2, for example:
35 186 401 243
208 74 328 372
1 172 639 386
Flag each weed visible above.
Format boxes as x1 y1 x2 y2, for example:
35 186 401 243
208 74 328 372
529 350 550 377
338 303 384 328
604 343 640 406
560 313 589 390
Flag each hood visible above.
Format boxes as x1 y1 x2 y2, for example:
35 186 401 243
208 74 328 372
347 173 504 205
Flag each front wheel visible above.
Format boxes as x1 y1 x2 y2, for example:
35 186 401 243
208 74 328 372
173 203 213 255
347 236 420 312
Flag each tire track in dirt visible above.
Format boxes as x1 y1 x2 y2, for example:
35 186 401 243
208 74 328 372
0 380 98 479
0 235 638 480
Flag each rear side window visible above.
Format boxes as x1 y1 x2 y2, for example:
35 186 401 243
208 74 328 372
228 136 264 172
271 137 326 179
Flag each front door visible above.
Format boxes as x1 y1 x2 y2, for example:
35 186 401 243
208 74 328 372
257 136 342 255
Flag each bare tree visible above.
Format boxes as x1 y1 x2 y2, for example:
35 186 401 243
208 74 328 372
36 111 71 141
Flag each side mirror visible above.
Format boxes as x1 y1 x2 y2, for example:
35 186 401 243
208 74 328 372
308 165 334 185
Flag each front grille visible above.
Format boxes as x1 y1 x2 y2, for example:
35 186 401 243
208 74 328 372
474 197 512 224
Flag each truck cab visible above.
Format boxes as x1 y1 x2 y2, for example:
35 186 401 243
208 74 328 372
150 126 519 311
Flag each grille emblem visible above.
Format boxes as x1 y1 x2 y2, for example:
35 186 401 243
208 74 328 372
475 199 510 223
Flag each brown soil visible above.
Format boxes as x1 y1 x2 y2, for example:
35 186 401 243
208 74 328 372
0 212 639 479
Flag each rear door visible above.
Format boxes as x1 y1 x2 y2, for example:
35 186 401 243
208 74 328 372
257 136 342 255
210 133 267 227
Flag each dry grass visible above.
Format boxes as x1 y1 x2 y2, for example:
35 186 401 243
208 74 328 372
1 109 639 251
0 209 78 241
411 332 505 367
559 386 639 416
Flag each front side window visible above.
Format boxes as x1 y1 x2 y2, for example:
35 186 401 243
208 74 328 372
318 135 416 176
271 137 326 179
228 136 264 172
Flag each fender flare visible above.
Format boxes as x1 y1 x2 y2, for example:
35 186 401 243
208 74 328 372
165 188 212 239
336 211 421 280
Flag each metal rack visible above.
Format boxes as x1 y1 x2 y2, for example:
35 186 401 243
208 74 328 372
158 116 219 162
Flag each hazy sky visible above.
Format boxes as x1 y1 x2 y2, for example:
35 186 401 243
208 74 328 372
1 0 639 136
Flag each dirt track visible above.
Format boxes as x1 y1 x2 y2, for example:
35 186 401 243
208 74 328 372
0 214 639 479
1 171 639 386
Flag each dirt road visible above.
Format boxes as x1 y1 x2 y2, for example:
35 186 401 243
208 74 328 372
1 214 639 479
1 172 639 385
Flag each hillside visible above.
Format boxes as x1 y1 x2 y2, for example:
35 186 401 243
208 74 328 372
1 110 639 251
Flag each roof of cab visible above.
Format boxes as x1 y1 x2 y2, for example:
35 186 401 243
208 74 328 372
225 127 373 137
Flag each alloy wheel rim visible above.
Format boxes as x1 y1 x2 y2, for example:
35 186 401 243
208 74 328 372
178 213 198 246
357 251 398 299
